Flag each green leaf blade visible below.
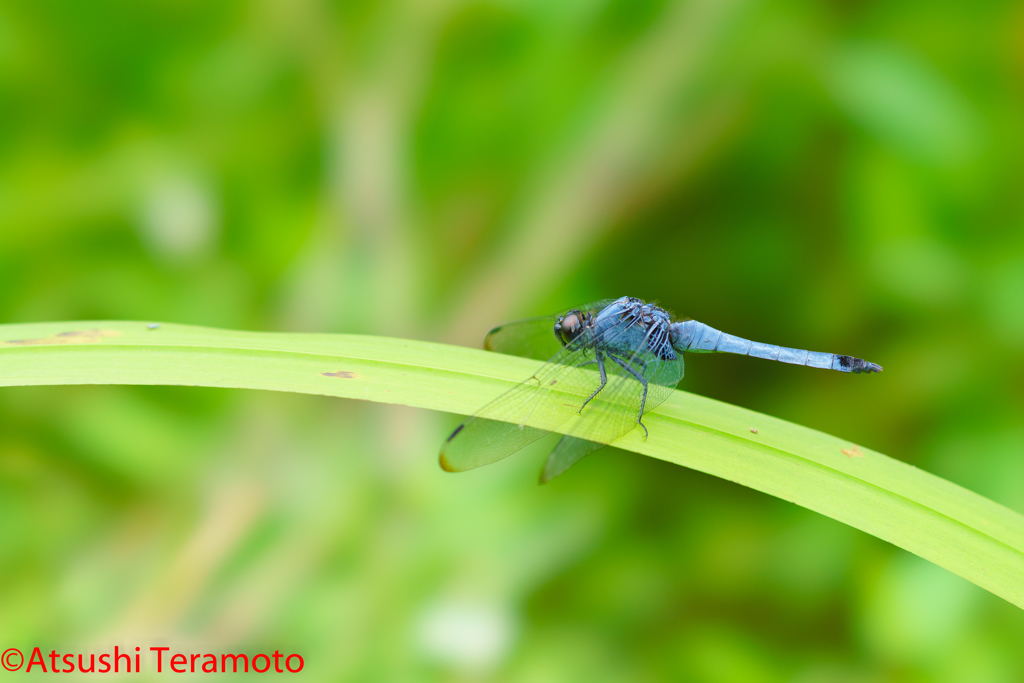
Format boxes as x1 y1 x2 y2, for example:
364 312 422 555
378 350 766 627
2 320 1022 608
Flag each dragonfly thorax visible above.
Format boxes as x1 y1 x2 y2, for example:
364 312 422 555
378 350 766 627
593 297 677 361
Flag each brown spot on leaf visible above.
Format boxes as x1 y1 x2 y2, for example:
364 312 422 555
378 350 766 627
750 427 758 434
842 445 863 458
4 329 122 346
322 370 360 379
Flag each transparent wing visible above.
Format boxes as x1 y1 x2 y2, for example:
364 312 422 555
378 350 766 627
440 337 603 471
484 316 560 361
483 299 617 360
441 310 685 473
540 436 605 483
547 341 684 454
539 349 686 482
440 417 552 473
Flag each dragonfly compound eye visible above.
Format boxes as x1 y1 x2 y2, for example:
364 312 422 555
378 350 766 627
556 312 584 345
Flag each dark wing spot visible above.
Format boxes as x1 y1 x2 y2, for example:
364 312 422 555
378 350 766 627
322 370 360 379
446 424 465 442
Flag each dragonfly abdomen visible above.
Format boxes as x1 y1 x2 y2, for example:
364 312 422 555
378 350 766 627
669 320 881 373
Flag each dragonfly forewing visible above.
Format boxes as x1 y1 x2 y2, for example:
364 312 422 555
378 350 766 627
484 316 561 361
440 339 605 472
483 300 616 360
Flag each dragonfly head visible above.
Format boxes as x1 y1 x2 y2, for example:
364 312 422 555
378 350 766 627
555 310 588 347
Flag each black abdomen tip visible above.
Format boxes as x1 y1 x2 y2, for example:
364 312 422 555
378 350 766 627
852 358 883 373
835 355 882 373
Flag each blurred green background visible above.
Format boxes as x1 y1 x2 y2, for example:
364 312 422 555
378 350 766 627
1 0 1023 680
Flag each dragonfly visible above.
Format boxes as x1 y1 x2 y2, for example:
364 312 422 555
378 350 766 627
440 296 882 483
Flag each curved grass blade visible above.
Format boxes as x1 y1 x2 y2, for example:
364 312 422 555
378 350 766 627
1 320 1024 609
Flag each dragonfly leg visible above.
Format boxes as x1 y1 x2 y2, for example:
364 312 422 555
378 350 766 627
608 354 649 439
578 352 607 414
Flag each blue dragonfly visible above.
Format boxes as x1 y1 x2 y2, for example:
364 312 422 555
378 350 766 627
440 296 882 482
